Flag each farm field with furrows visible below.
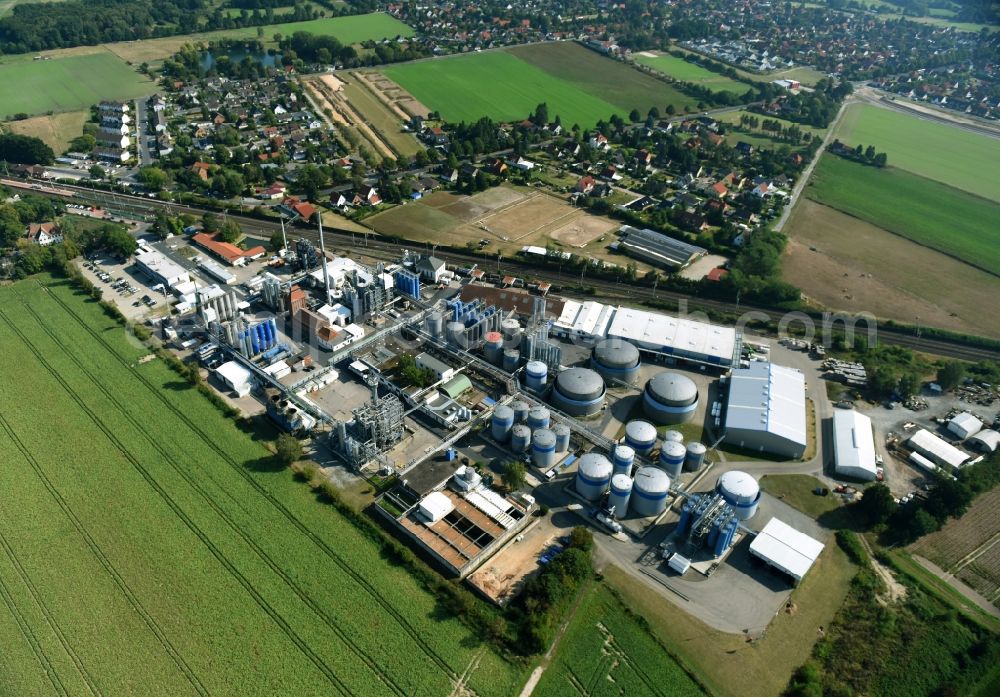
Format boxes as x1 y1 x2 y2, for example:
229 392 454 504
911 488 1000 607
832 103 1000 202
0 276 527 697
0 51 155 118
383 43 700 128
533 583 706 697
804 154 1000 277
632 51 751 95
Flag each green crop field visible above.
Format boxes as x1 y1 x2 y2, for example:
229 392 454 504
633 52 751 95
0 275 526 697
833 103 1000 202
509 42 700 115
806 155 1000 277
534 583 705 696
245 12 413 44
384 44 701 128
0 52 154 118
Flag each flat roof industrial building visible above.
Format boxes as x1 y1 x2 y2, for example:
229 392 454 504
749 518 824 585
550 301 740 367
723 362 807 458
616 225 706 269
832 410 877 481
135 248 190 289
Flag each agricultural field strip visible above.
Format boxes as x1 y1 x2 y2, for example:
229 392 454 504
22 283 469 690
0 411 207 697
951 533 1000 575
0 303 364 695
4 290 441 697
0 529 69 697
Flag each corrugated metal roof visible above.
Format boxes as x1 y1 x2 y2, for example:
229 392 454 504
749 518 824 582
724 362 807 449
908 429 970 469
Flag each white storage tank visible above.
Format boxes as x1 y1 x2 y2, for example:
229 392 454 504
632 466 670 517
501 318 522 344
624 419 657 455
425 312 444 337
612 444 635 477
663 430 684 445
554 423 571 452
484 331 504 365
608 474 633 518
532 429 557 470
575 453 613 501
591 338 640 386
716 470 761 520
527 406 551 430
511 424 532 453
491 404 515 442
685 442 707 472
551 367 606 417
643 372 699 424
446 321 467 349
659 440 686 478
525 360 548 390
512 400 530 423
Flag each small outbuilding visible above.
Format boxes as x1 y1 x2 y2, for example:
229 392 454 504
832 410 877 481
215 360 253 397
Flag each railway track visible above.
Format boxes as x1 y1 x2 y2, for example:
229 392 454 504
7 178 999 362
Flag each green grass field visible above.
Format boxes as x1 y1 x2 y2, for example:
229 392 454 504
833 103 1000 202
384 43 701 128
759 474 843 518
510 42 700 115
633 52 751 95
534 583 705 696
806 154 1000 277
0 52 154 118
0 275 526 696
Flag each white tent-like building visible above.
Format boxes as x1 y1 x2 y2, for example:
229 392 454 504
948 412 983 441
749 518 825 586
723 362 807 458
908 429 970 470
832 410 877 481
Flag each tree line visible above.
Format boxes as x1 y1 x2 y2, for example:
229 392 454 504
828 139 889 167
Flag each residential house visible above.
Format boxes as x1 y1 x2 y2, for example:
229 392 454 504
26 222 62 246
190 161 213 182
351 185 382 207
576 175 596 194
278 196 318 222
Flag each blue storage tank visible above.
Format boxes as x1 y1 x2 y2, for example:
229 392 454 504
525 360 548 390
677 499 694 537
527 406 551 430
707 519 721 548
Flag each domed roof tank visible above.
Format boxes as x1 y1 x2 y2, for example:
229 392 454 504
575 453 613 501
716 470 761 520
624 419 658 455
632 466 671 517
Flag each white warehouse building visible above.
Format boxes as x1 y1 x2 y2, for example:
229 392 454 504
832 410 877 481
550 301 740 368
723 362 807 458
749 518 825 586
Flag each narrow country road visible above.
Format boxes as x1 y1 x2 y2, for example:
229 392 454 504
773 95 854 233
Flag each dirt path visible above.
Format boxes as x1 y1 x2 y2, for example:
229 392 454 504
858 535 907 605
911 555 1000 619
517 581 592 697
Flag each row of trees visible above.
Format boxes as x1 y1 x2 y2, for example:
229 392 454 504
0 133 55 165
828 140 889 167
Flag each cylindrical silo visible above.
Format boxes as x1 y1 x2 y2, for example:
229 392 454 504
663 430 684 445
632 466 670 517
425 311 444 337
685 442 707 472
502 349 520 372
591 338 640 386
551 367 606 417
511 400 530 423
553 423 571 453
612 444 635 477
575 453 613 501
532 429 557 470
716 470 761 520
659 440 686 478
510 424 532 453
501 318 521 346
643 372 699 425
483 331 504 364
446 321 467 349
527 406 551 430
525 360 548 390
608 474 633 517
491 404 515 442
624 420 657 455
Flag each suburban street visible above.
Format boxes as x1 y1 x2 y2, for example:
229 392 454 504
135 96 153 166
